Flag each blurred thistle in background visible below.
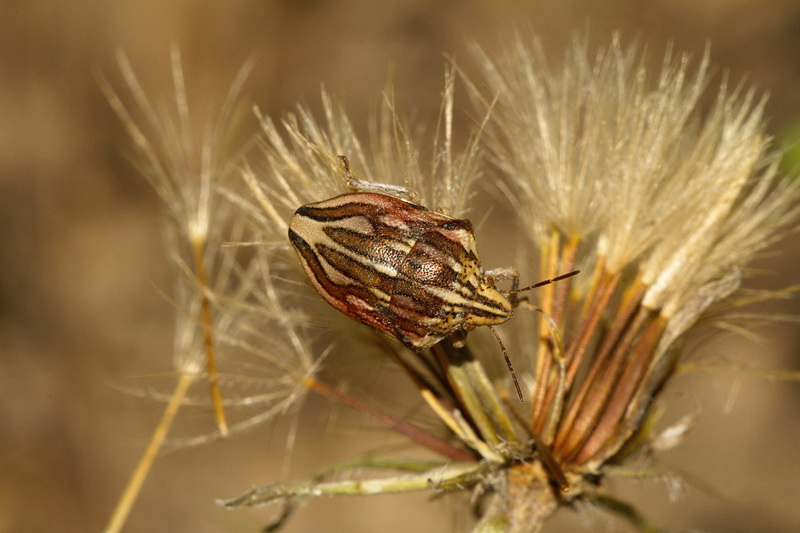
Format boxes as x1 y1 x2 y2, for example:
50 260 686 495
105 34 799 532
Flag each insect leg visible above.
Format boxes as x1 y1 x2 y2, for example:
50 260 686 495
337 155 419 200
488 325 523 402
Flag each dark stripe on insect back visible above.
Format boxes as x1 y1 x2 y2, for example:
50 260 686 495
289 229 378 299
295 201 383 222
324 226 408 272
438 217 475 232
390 276 506 325
399 239 460 288
289 229 396 334
386 283 444 348
390 278 449 319
396 229 468 289
288 229 354 291
315 243 394 296
388 278 496 347
294 193 426 223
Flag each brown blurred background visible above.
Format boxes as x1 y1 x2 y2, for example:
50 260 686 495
2 1 799 531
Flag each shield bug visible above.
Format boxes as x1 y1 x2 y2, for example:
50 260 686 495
288 156 578 400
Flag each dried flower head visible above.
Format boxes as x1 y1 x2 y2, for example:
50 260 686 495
103 50 318 532
108 35 800 533
223 34 799 531
103 49 316 441
459 33 800 529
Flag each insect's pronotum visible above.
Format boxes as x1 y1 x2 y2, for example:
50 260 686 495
288 156 578 401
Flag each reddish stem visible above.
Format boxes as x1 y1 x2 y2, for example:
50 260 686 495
304 378 476 462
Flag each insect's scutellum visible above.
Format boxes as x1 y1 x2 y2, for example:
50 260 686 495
288 156 579 402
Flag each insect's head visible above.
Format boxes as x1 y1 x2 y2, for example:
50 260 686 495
467 277 514 325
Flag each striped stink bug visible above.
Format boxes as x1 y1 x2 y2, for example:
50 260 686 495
288 157 578 400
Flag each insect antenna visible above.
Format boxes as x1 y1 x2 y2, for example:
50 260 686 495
491 270 579 401
504 270 580 295
487 325 524 402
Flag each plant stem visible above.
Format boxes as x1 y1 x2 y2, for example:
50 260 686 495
105 372 194 533
191 235 228 436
